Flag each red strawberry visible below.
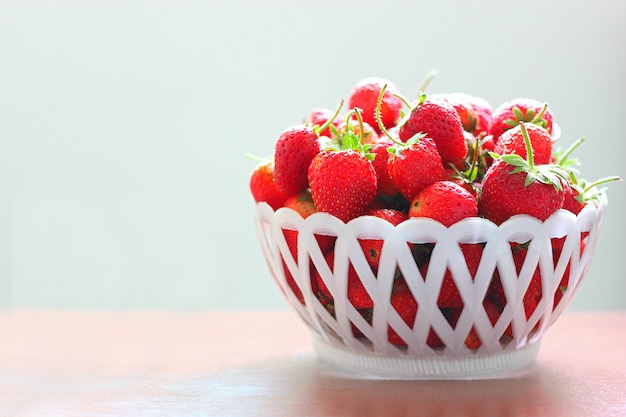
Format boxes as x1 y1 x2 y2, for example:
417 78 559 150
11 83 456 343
493 122 553 165
370 137 400 198
387 279 444 347
447 298 501 349
479 159 566 224
282 192 335 259
308 123 378 223
273 125 320 195
280 257 304 305
490 247 542 312
408 180 478 227
489 98 554 143
398 96 468 168
348 77 404 135
478 123 568 225
249 160 289 210
431 92 493 138
359 208 408 270
420 243 483 308
308 107 342 138
334 119 379 145
314 250 373 309
387 135 447 201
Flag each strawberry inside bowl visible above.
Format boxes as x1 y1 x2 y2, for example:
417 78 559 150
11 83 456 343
253 197 606 379
249 75 619 378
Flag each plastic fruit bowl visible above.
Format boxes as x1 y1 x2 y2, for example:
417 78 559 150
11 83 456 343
253 195 606 379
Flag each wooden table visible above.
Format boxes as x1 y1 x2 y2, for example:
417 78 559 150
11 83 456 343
0 309 624 416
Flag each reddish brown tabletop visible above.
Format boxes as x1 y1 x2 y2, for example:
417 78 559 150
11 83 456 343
0 309 624 416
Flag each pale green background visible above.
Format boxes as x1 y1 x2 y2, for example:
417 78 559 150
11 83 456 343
1 0 624 310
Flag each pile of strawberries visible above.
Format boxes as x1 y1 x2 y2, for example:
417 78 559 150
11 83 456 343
250 76 617 349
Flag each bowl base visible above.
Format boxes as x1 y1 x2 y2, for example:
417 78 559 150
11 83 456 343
312 336 540 380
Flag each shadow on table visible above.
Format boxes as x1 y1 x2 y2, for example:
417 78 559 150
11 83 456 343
200 350 590 417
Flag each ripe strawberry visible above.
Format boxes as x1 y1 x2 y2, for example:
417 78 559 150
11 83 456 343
387 278 443 347
348 77 404 135
308 107 342 138
420 243 483 308
273 125 320 195
308 115 378 223
334 119 378 145
387 135 447 201
359 208 408 270
313 250 373 309
479 160 566 225
493 122 553 165
446 298 501 349
489 98 553 143
249 159 289 210
478 124 568 225
408 180 478 227
282 191 335 260
370 137 400 198
398 95 468 168
280 257 304 305
431 92 493 138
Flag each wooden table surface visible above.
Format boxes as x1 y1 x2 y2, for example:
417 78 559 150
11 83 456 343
0 309 625 417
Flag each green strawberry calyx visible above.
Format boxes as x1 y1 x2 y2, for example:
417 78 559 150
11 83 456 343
503 103 550 129
490 122 569 191
374 83 427 156
325 107 374 160
312 99 344 137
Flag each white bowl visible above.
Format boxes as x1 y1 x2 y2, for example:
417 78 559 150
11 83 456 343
253 196 606 379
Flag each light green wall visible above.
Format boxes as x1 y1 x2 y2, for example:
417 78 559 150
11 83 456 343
2 0 625 310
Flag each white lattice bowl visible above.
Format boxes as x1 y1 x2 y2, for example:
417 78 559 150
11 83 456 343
253 196 606 379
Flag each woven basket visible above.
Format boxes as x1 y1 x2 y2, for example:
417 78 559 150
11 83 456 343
254 196 605 379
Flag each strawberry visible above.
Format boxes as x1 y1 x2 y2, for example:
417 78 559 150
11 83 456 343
273 125 320 195
420 243 483 308
387 134 446 201
489 98 553 143
333 119 378 145
308 127 377 222
478 124 568 225
387 278 443 347
348 77 404 135
398 95 468 168
308 147 377 223
447 298 501 349
249 159 289 210
308 107 342 138
493 122 553 165
408 180 478 227
359 208 408 270
370 137 400 198
431 92 493 138
313 250 373 309
282 191 335 259
280 257 304 305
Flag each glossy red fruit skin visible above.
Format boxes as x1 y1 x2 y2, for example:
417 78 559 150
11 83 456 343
430 92 493 138
493 123 553 165
358 208 408 270
489 98 554 143
313 251 373 309
308 108 342 138
387 137 446 201
308 149 377 223
398 100 468 168
348 77 404 135
408 180 478 227
273 125 320 195
370 137 400 198
249 162 289 210
478 160 565 225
